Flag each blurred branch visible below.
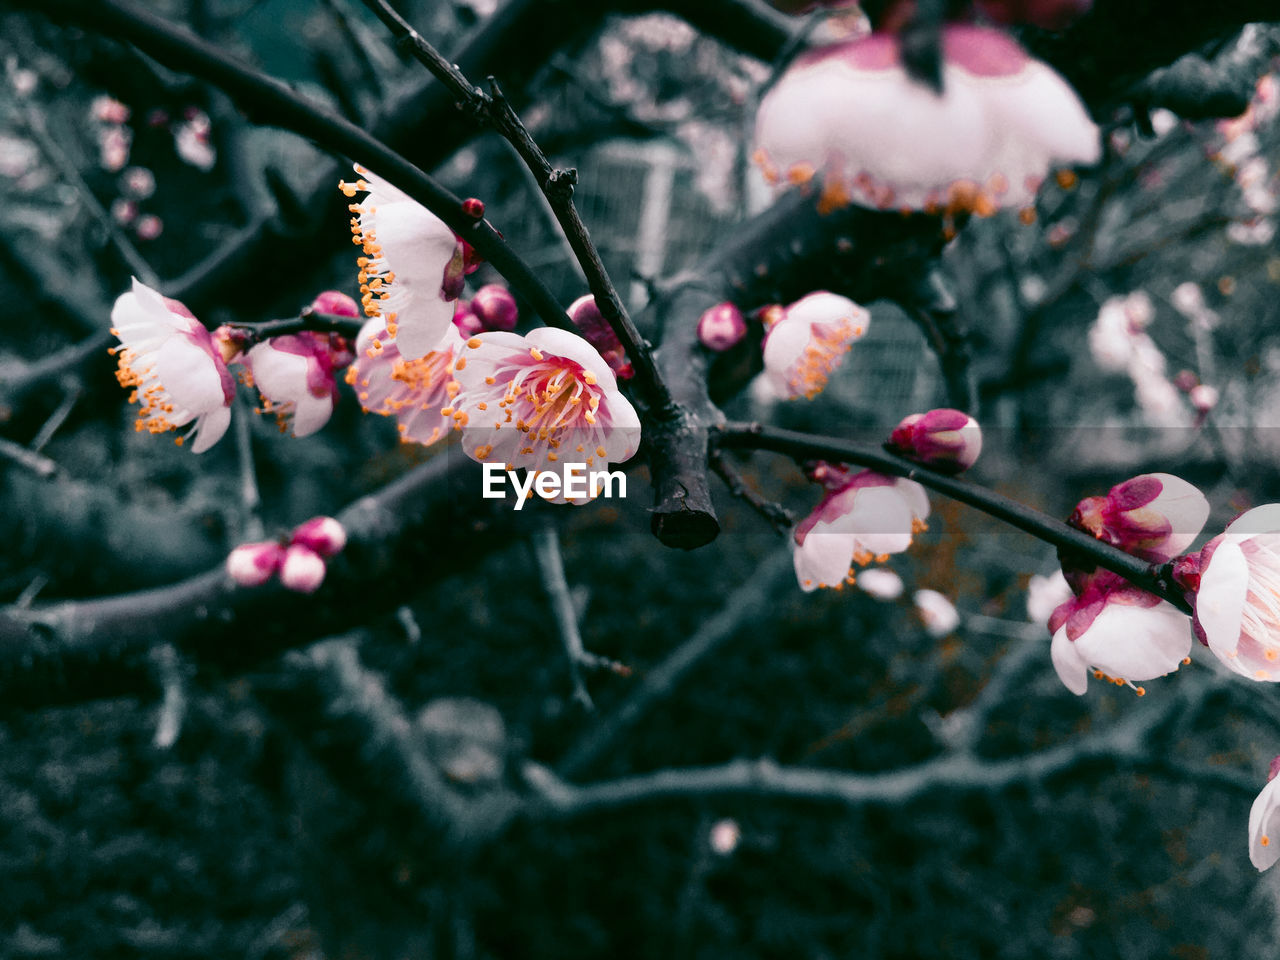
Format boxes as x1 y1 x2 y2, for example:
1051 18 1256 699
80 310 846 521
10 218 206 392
558 548 794 778
34 0 576 334
530 695 1172 817
529 525 595 710
708 449 796 534
0 435 58 478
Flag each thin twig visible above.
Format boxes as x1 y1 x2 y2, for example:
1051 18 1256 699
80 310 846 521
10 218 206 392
0 435 58 478
357 0 675 413
40 0 576 335
558 549 794 778
708 448 796 534
234 394 264 541
529 526 594 710
29 384 81 454
226 309 364 344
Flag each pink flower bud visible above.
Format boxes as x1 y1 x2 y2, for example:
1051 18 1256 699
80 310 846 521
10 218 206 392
310 290 360 318
453 303 485 338
470 284 519 332
90 95 130 125
290 516 347 558
1190 384 1219 413
888 408 982 474
226 542 284 587
462 197 486 219
567 294 634 379
279 544 327 594
697 302 748 352
136 214 163 240
1173 369 1199 392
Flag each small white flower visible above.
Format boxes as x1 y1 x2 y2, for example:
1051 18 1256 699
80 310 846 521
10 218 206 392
762 292 869 400
914 589 960 637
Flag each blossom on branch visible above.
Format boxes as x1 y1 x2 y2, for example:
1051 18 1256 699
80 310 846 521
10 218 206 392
697 302 748 353
1069 473 1210 563
753 24 1099 217
226 516 347 593
345 319 463 447
762 292 869 400
1249 756 1280 870
1048 570 1192 696
247 333 346 438
793 466 930 592
449 327 641 501
340 164 467 359
110 277 237 452
1182 505 1280 682
888 408 983 473
567 294 634 380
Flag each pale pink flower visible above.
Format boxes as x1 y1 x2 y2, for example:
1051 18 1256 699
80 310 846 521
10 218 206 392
793 469 930 592
1249 756 1280 870
341 164 465 359
888 408 982 474
174 109 216 171
345 318 463 447
135 214 163 241
247 333 343 438
90 95 130 125
1186 505 1280 682
762 292 869 399
279 544 326 594
1190 384 1219 414
1069 473 1210 563
111 277 236 452
915 589 960 637
226 542 284 587
1026 570 1072 626
448 327 641 497
1048 570 1191 696
709 818 741 856
754 24 1098 215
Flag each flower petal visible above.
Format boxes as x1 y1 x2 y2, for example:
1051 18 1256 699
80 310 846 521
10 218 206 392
154 335 226 415
1050 625 1090 695
1196 540 1251 673
794 529 857 591
1250 775 1280 870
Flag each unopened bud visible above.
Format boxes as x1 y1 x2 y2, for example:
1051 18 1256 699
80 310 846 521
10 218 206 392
279 544 327 594
697 302 747 352
462 197 486 220
471 284 519 332
226 542 283 587
567 294 634 379
311 290 360 318
1070 473 1210 563
1190 384 1219 413
888 408 982 474
453 302 485 337
290 516 347 558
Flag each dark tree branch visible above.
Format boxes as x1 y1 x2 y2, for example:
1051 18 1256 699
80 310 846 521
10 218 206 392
712 422 1192 612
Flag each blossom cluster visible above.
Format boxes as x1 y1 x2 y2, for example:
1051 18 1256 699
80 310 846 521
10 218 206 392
226 516 347 594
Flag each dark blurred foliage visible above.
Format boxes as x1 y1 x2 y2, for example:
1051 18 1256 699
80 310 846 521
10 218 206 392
1 1 1280 958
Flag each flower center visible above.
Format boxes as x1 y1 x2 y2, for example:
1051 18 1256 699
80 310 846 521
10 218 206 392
788 315 864 399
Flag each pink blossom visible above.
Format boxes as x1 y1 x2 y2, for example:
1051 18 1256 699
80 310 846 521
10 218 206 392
567 294 634 380
793 469 929 592
226 542 284 587
448 327 641 498
1048 570 1191 695
1249 756 1280 870
697 302 748 352
888 408 983 474
1186 505 1280 682
341 165 464 359
290 516 347 558
345 319 463 447
1069 473 1210 563
1190 384 1219 414
1026 570 1071 625
247 333 341 438
762 292 869 399
90 95 130 125
110 277 236 452
135 214 163 241
279 544 326 594
754 25 1098 215
453 303 486 338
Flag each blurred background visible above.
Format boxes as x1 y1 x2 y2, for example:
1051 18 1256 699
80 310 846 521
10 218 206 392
1 1 1279 957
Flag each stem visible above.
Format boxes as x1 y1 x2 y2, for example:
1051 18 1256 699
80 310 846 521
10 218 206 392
357 0 675 414
712 422 1192 613
39 0 575 335
227 310 365 344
